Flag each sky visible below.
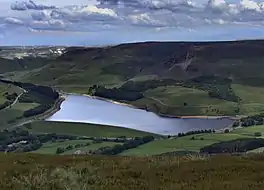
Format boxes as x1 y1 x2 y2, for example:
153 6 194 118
1 0 264 46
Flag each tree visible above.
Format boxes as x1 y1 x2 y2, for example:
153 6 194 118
254 132 262 137
232 121 240 128
224 129 230 133
56 147 65 154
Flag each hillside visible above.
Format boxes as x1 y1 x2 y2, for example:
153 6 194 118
23 40 264 86
1 153 264 190
3 40 264 116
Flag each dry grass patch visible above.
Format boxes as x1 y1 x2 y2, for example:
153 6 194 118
1 153 264 190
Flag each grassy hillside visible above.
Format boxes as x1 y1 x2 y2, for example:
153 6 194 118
0 57 50 75
1 153 264 189
8 40 264 116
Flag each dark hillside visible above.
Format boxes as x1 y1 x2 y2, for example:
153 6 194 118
0 57 50 74
22 40 264 85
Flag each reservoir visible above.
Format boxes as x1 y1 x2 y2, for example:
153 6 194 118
46 95 233 135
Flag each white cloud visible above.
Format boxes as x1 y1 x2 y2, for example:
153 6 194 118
31 19 65 29
31 10 51 20
6 0 264 30
2 0 264 45
127 12 165 26
4 17 24 25
11 0 56 11
78 5 117 17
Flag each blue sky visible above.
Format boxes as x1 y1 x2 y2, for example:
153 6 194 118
1 0 264 46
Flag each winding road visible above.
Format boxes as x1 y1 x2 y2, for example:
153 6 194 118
1 90 26 112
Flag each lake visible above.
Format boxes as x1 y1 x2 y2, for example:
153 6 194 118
46 95 233 135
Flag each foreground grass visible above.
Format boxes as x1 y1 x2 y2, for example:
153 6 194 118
23 121 161 138
1 153 264 189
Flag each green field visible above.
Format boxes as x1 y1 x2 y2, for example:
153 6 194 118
230 125 264 136
27 123 264 156
0 102 39 127
134 85 237 116
32 139 122 155
61 142 122 155
119 125 264 156
22 121 161 138
32 140 92 154
120 133 245 156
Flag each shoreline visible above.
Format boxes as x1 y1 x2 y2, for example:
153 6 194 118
59 91 239 120
7 96 65 129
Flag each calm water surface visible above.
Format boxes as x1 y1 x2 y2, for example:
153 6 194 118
46 95 233 135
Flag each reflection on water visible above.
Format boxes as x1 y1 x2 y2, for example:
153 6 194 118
46 95 233 135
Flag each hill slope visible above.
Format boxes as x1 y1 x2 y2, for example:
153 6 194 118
4 40 264 116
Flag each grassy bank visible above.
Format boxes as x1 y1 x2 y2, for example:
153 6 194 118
1 153 264 189
22 121 161 138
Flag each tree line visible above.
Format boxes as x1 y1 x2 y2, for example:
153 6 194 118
0 128 80 153
91 136 155 155
0 79 60 118
23 104 52 118
56 142 92 154
232 114 264 128
88 79 182 102
88 85 143 101
200 138 264 154
0 79 59 104
183 75 240 103
176 129 215 137
56 136 155 155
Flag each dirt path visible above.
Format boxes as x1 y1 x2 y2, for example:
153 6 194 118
147 96 170 106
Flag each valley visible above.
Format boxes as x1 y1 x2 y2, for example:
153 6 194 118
2 40 264 189
1 40 264 158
